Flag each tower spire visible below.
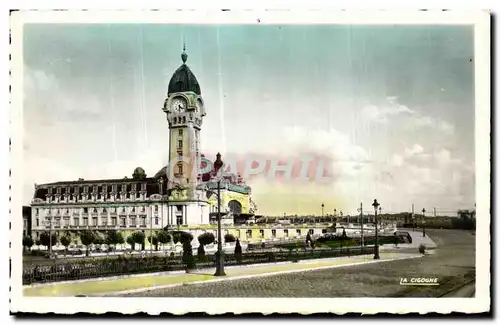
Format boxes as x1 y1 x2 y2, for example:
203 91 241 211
181 42 188 64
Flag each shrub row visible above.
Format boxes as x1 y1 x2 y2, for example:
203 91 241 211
22 246 376 285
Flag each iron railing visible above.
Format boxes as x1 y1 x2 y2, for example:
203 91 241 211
22 246 376 285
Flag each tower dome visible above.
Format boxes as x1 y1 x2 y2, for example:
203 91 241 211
167 46 201 96
132 167 147 180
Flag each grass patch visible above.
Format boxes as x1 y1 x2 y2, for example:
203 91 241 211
24 273 214 297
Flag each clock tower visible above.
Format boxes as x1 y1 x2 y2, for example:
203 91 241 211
163 46 208 226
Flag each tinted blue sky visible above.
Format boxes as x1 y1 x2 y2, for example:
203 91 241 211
23 24 475 214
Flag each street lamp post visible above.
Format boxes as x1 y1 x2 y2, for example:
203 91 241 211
372 199 380 260
321 203 324 221
213 153 226 277
422 208 426 237
150 208 154 255
357 203 364 247
158 178 164 229
44 216 53 256
378 206 382 230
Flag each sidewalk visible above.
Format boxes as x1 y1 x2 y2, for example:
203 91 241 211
23 252 421 297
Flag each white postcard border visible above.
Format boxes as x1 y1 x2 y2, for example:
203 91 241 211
9 9 490 315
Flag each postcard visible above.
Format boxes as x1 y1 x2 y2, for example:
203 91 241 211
9 9 490 315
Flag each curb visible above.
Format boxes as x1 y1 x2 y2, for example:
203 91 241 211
94 254 422 297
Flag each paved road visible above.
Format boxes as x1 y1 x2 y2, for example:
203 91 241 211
120 229 475 297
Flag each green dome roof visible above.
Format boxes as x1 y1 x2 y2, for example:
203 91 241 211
167 48 201 96
132 167 146 179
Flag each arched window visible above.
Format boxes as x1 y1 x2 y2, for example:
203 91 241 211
228 200 242 214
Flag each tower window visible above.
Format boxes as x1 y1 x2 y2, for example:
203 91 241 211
178 129 183 136
177 140 183 149
177 163 183 175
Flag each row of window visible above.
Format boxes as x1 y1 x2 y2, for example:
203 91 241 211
35 205 161 216
36 215 161 227
35 213 185 228
44 192 148 203
245 228 321 238
46 183 147 195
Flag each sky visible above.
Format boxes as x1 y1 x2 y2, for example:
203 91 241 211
22 24 475 216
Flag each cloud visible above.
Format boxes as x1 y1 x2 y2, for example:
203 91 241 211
22 153 79 203
361 97 455 135
413 116 455 135
242 124 474 214
85 148 165 180
383 144 474 210
24 69 59 92
282 126 370 164
360 102 414 124
24 66 104 120
405 144 424 156
391 154 404 167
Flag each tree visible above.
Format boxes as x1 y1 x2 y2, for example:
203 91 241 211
150 235 159 251
234 238 243 263
126 236 135 250
105 230 122 250
224 233 236 243
22 236 34 252
93 235 104 246
39 232 57 250
182 240 195 271
60 236 71 253
172 231 193 245
156 230 171 250
197 232 215 256
35 239 41 250
116 232 125 249
306 233 312 246
132 231 146 251
393 235 400 248
80 230 95 256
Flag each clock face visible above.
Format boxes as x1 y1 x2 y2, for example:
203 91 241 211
171 98 187 113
